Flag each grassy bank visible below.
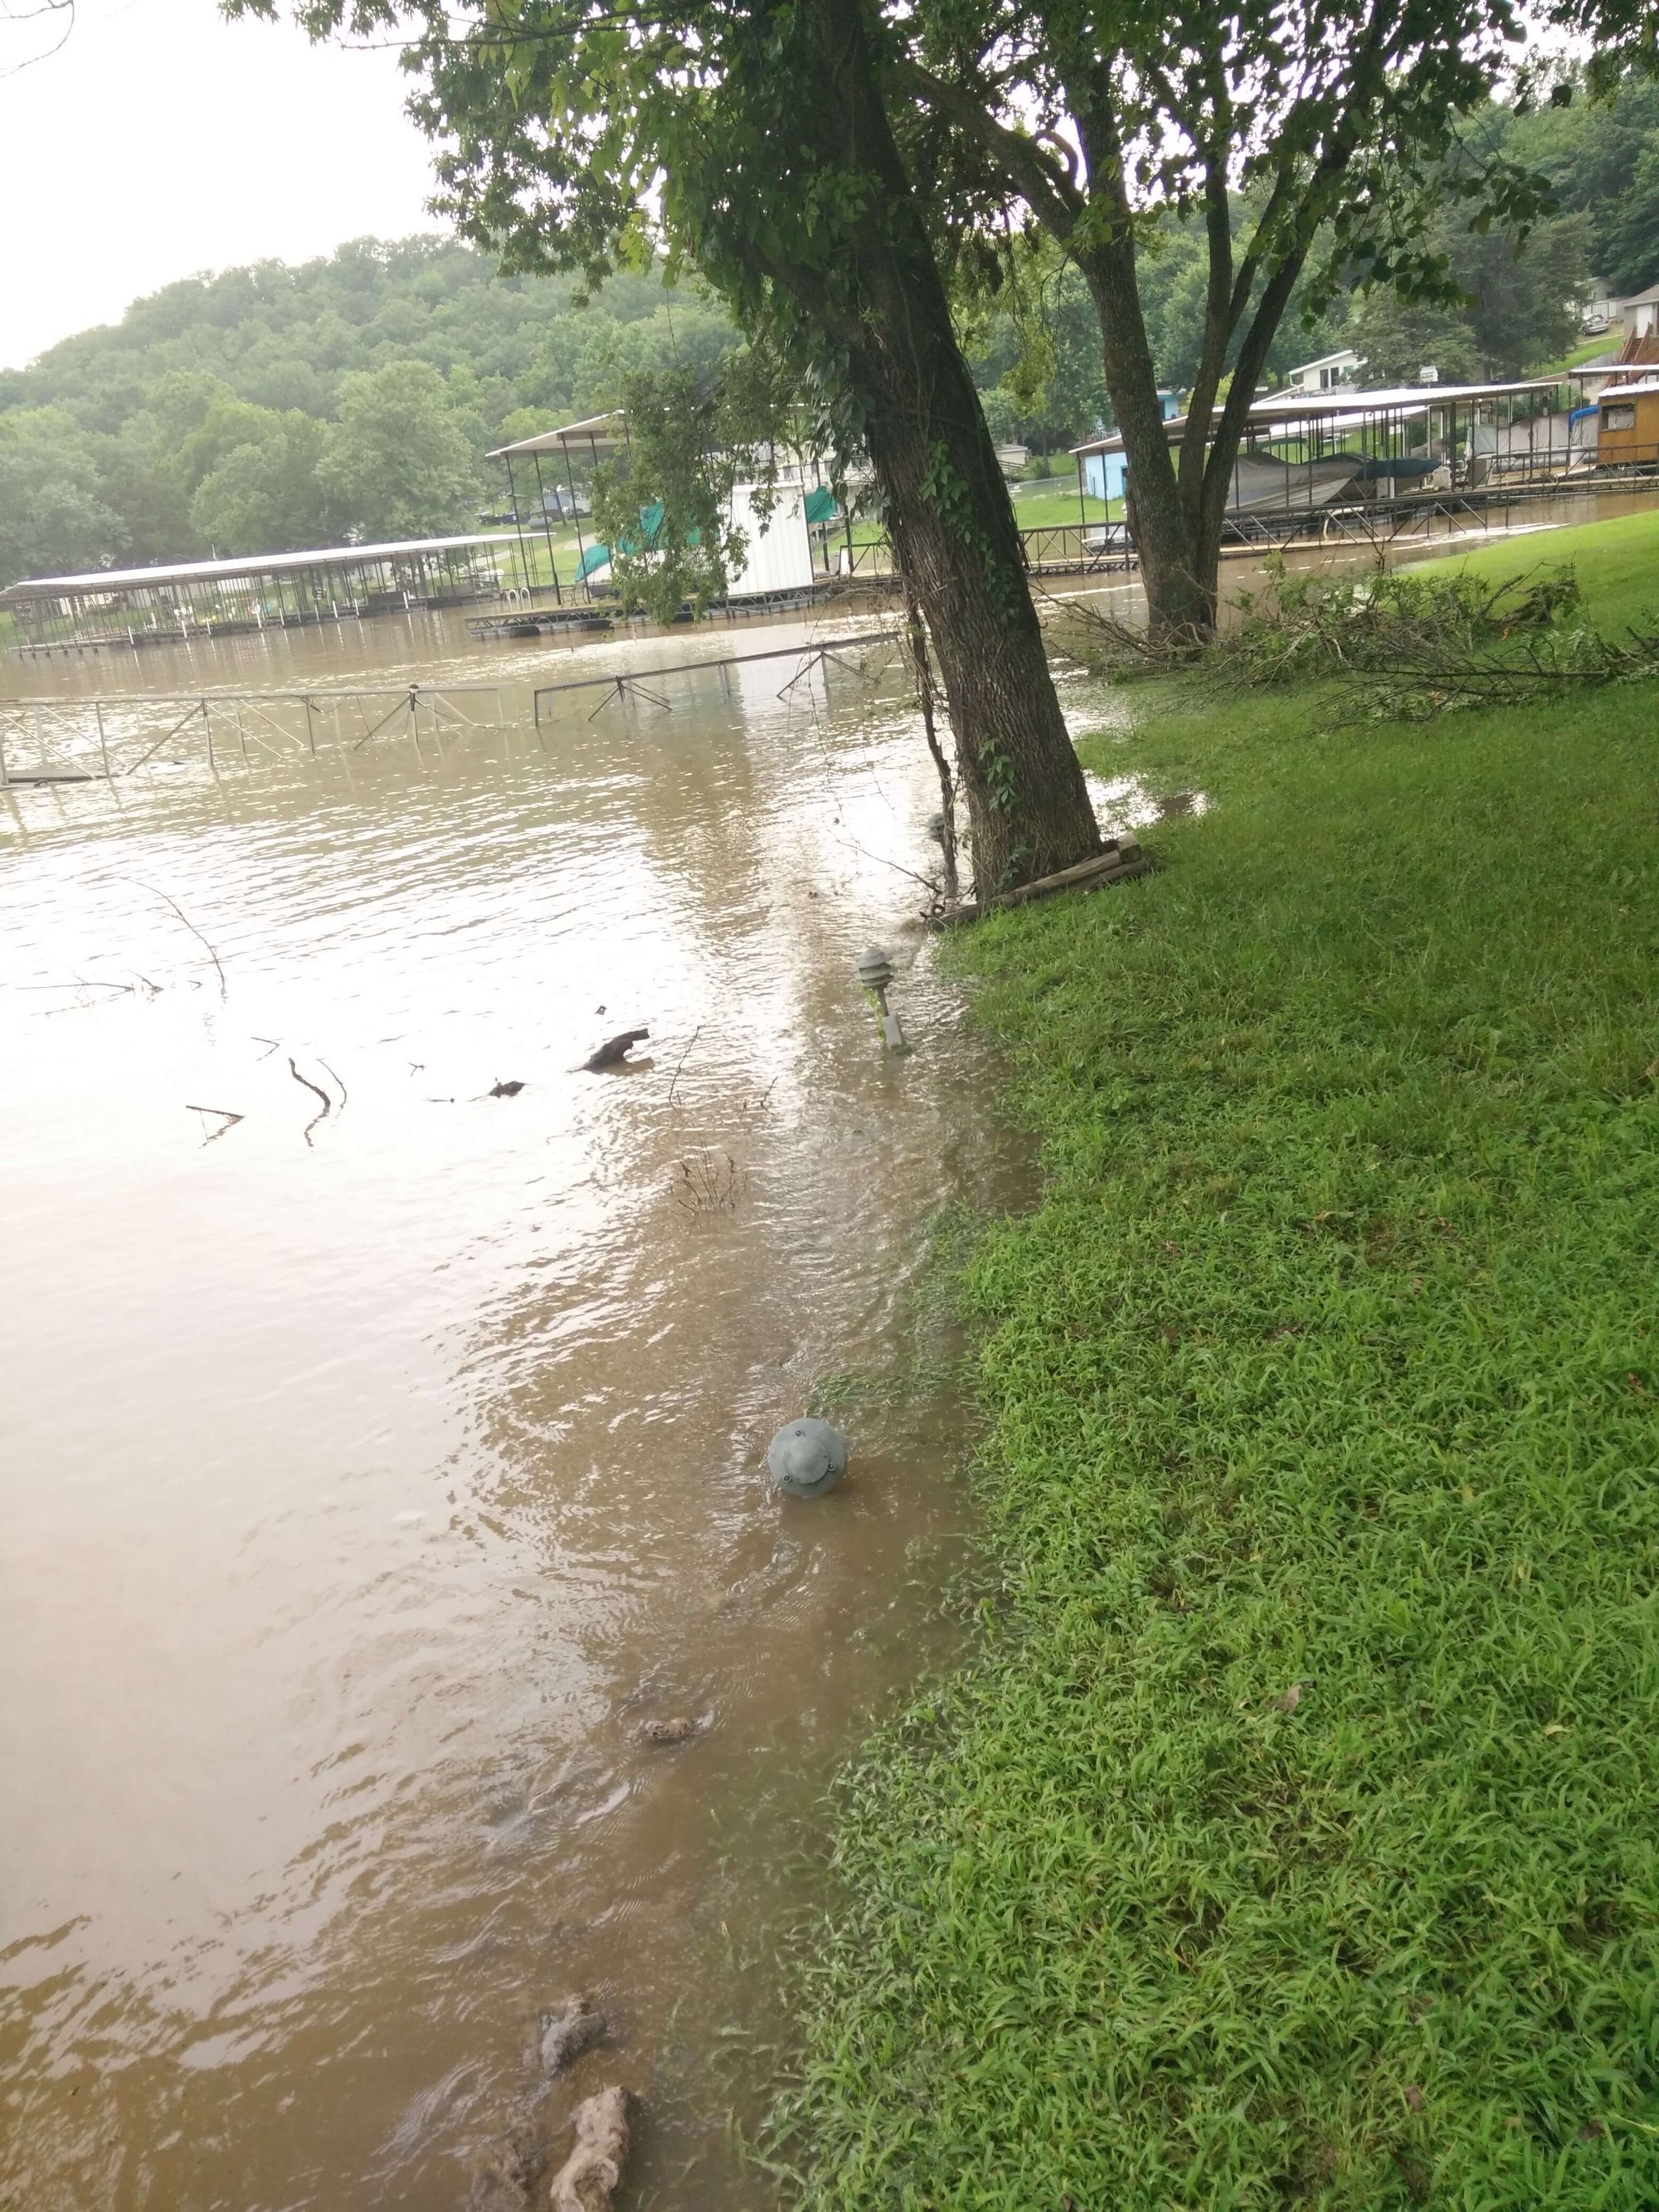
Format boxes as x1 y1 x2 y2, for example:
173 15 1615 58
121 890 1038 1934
1406 504 1659 634
774 518 1659 2207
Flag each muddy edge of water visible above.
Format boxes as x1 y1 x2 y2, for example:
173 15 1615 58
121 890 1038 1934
0 599 1185 2212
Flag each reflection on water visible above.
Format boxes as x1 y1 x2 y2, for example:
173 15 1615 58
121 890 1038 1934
0 607 1108 2210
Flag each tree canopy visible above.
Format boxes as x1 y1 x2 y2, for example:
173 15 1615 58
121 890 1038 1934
885 0 1563 632
237 0 1104 884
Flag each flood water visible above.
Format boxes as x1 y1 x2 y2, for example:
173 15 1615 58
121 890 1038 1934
0 602 1172 2211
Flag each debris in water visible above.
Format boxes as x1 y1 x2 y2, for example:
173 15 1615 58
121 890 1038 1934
672 1149 741 1213
583 1028 649 1072
489 1079 527 1098
131 879 227 999
464 2113 547 2212
288 1057 333 1146
548 2086 633 2212
186 1104 244 1145
666 1023 701 1108
638 1716 698 1746
538 1994 606 2075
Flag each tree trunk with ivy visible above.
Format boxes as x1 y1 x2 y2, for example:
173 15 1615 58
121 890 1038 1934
805 0 1100 893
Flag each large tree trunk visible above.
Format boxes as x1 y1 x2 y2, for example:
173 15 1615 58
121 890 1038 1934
1068 107 1327 646
1066 103 1218 644
1076 244 1215 641
804 0 1100 892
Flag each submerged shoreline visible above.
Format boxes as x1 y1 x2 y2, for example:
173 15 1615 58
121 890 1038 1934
775 509 1659 2208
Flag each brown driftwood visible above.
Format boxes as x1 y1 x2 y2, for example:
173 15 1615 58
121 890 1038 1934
930 840 1154 930
584 1028 649 1071
547 2086 633 2211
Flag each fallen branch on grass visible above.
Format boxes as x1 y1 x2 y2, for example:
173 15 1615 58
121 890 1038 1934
930 839 1155 930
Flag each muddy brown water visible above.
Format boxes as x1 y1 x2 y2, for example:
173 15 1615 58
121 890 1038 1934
0 605 1173 2212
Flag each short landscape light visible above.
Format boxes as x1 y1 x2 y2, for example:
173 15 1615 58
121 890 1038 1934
854 945 906 1051
766 1417 849 1499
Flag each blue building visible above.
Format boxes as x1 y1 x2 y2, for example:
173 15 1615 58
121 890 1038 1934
1075 392 1180 503
1081 448 1130 502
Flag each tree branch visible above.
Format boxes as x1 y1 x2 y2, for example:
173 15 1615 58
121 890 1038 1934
1178 150 1238 513
893 55 1086 236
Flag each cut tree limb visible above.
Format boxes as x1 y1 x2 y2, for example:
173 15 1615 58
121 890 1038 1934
930 840 1155 930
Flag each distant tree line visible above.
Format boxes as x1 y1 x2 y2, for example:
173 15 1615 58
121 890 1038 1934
0 239 737 584
1 66 1654 592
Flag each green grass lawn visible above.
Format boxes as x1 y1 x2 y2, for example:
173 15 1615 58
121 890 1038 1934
1530 331 1626 377
772 513 1659 2207
483 525 590 590
844 485 1120 555
1412 505 1659 634
1011 481 1122 527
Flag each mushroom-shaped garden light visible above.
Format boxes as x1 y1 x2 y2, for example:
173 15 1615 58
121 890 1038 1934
766 1417 849 1499
854 945 905 1051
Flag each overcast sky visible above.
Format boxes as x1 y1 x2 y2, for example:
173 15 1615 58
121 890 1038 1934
0 0 442 369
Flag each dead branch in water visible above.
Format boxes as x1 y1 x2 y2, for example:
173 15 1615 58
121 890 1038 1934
673 1149 741 1213
186 1105 244 1145
17 977 131 994
667 1024 702 1108
288 1057 332 1146
131 881 227 999
319 1057 348 1111
585 1027 649 1072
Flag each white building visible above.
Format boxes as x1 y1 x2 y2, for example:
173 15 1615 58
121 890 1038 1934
1284 348 1361 393
1618 283 1659 339
1582 275 1616 329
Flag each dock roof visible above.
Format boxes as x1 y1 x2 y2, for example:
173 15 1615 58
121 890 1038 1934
0 532 518 606
1071 375 1596 458
487 412 628 459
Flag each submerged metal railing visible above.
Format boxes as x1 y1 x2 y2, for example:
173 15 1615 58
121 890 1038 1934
532 633 901 725
0 683 512 786
1 638 907 785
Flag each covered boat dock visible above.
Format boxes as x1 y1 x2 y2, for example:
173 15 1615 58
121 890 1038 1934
0 533 534 654
486 411 625 607
1070 373 1626 547
484 411 851 625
